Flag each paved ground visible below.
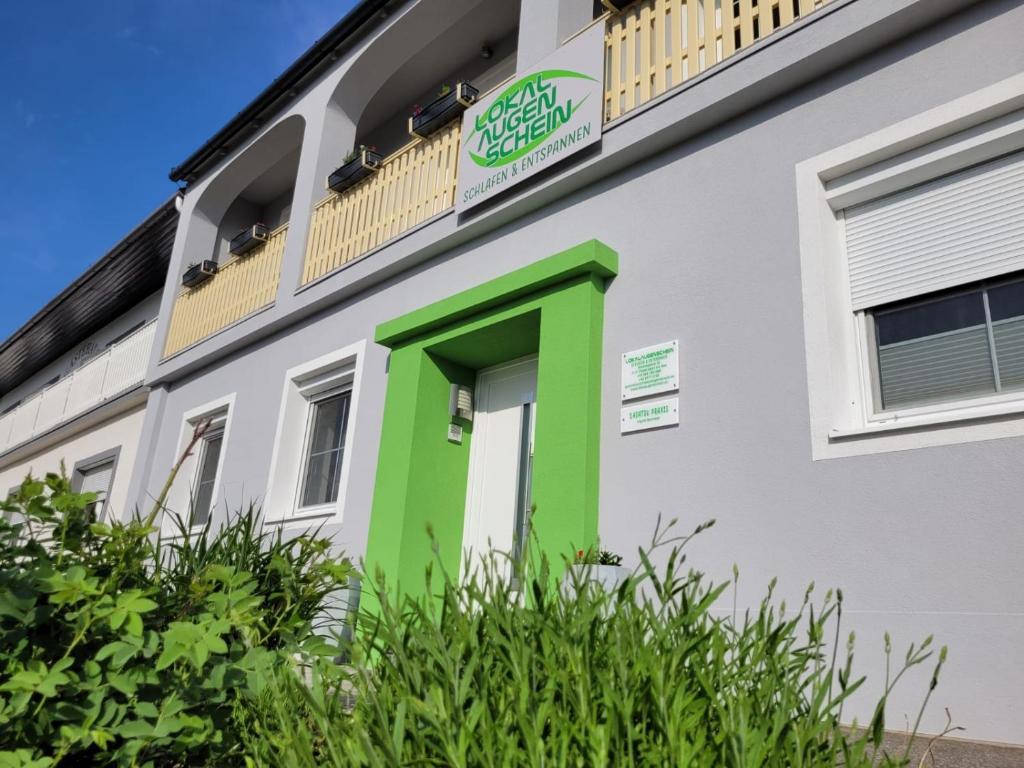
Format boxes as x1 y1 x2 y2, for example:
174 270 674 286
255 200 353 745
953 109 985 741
880 731 1023 767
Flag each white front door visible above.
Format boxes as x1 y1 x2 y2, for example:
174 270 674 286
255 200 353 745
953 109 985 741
461 356 537 578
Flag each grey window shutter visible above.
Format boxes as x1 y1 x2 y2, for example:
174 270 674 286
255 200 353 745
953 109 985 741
80 462 114 503
994 316 1024 389
844 151 1024 310
878 327 995 409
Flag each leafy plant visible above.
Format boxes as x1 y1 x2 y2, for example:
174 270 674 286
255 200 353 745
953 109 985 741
340 144 376 165
243 519 951 767
0 470 351 767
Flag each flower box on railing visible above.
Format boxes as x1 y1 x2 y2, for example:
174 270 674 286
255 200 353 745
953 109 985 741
409 83 478 139
229 223 269 256
182 260 218 289
327 148 383 194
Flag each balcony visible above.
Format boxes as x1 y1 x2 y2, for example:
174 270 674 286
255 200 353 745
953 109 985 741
0 320 157 456
299 0 829 283
302 121 462 286
164 0 830 354
163 222 288 357
604 0 831 120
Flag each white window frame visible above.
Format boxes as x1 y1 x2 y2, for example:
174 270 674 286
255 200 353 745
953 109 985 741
263 340 365 527
162 393 235 536
71 447 121 522
796 73 1024 459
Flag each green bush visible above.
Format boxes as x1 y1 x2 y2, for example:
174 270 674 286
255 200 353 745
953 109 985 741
244 520 948 767
0 473 351 768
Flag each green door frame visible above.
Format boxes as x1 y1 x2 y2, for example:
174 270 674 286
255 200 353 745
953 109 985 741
365 240 618 599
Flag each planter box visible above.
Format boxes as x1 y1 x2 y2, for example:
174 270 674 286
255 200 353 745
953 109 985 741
181 260 218 289
409 83 479 139
229 223 269 256
563 564 631 594
601 0 638 11
327 149 383 194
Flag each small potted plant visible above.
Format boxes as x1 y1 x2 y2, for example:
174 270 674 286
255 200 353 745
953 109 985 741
566 546 629 592
327 144 382 194
229 222 269 256
181 260 218 288
409 82 479 139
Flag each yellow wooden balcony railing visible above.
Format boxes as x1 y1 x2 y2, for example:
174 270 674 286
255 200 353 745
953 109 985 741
298 1 830 286
604 0 831 120
163 223 288 357
301 121 462 285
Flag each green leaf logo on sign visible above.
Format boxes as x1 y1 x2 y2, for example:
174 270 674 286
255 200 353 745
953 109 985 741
465 69 597 168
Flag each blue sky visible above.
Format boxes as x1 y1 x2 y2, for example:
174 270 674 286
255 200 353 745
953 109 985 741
0 0 357 340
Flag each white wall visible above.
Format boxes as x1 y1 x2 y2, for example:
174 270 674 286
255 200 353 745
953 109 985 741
0 404 147 522
0 292 161 413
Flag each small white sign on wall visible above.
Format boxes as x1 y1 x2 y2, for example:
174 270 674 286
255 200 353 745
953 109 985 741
621 397 679 434
621 340 678 401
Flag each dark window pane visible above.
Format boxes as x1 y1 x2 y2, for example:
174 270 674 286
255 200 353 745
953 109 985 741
875 291 995 410
308 395 348 454
300 392 350 508
193 434 223 525
990 280 1024 391
988 279 1024 322
875 290 986 346
193 481 215 526
301 450 343 508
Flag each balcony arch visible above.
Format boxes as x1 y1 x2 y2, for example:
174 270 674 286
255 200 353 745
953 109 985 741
163 115 306 357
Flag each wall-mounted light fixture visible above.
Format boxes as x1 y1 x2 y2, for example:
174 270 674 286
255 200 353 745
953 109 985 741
480 44 493 60
449 383 474 423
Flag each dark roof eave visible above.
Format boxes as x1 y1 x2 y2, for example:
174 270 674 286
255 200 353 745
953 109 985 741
168 0 390 185
0 198 177 360
0 198 178 395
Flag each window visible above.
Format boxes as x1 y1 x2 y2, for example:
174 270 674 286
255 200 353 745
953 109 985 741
298 390 351 509
264 341 364 524
78 460 115 520
71 449 120 522
163 394 234 535
192 428 224 525
796 76 1024 457
869 277 1024 410
848 150 1024 415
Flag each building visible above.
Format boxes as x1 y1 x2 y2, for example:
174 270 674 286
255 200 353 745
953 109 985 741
0 200 176 521
125 0 1023 750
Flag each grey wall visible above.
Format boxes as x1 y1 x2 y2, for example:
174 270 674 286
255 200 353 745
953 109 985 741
213 198 261 263
357 31 519 157
135 0 1024 746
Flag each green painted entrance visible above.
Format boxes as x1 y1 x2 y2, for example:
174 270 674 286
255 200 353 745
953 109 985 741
364 240 617 599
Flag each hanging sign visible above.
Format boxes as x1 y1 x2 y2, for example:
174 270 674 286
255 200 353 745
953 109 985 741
455 22 605 213
621 340 679 401
621 398 679 434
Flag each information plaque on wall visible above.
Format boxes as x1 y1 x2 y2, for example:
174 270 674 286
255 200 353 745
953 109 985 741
621 340 678 401
621 397 679 434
